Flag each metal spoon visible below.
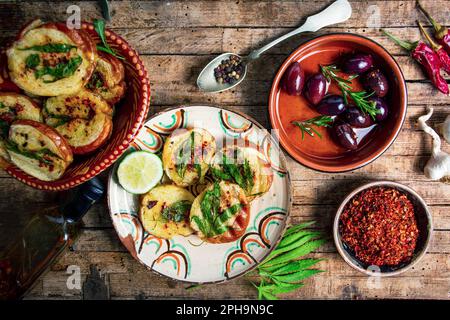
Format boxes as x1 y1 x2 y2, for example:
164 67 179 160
197 0 352 93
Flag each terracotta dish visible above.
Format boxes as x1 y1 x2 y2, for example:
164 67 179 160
269 34 407 172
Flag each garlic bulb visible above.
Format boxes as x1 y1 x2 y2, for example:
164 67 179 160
437 115 450 144
417 108 450 180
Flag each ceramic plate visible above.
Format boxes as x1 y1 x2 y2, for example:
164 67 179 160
108 106 291 283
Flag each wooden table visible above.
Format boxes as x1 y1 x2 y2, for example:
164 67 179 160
0 0 449 300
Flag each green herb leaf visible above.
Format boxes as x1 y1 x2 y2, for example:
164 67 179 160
272 269 324 284
34 55 82 83
264 259 323 275
0 119 9 138
262 239 327 267
259 283 304 295
210 166 232 180
212 203 242 232
25 54 40 69
292 116 333 140
248 221 327 300
214 153 255 193
4 140 58 165
161 200 192 222
283 221 316 237
93 19 125 60
265 232 323 261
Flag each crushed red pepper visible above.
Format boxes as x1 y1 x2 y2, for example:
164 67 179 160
339 187 419 266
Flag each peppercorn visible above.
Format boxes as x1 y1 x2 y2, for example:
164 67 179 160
214 55 243 84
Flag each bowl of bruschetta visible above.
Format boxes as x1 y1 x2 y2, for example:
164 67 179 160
0 19 150 190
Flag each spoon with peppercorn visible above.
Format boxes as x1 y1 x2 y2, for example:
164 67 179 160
197 0 352 93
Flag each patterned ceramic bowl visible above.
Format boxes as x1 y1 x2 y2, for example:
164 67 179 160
0 22 150 190
108 106 291 283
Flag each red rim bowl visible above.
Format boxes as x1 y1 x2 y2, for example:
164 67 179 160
269 33 407 172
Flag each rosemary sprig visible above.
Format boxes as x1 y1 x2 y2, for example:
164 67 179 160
248 221 327 300
320 64 379 119
291 116 333 140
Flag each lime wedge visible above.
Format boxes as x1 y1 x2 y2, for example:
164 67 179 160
117 151 163 194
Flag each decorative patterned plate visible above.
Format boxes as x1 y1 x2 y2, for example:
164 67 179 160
0 22 150 190
107 106 291 283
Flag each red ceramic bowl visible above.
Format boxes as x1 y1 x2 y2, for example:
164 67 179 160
0 22 150 190
269 34 407 172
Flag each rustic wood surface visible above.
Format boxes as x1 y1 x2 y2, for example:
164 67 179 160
0 0 449 300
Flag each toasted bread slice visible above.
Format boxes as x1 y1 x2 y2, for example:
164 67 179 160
6 120 73 181
140 185 195 239
44 89 113 154
86 51 126 105
211 144 273 201
7 20 96 96
162 128 216 187
190 181 250 244
0 92 43 161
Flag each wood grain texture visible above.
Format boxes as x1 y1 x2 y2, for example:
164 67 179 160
0 0 447 300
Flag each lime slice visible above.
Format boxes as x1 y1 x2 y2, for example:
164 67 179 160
117 151 163 194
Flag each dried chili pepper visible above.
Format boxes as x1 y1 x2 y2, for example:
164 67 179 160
418 21 450 74
339 187 419 267
417 0 450 55
382 29 449 95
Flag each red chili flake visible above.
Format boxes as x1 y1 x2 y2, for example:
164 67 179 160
339 187 419 267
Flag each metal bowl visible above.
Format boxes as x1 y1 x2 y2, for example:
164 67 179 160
333 181 433 276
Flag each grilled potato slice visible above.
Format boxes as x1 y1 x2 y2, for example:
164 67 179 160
6 120 73 181
7 20 96 96
86 51 126 105
140 185 195 239
162 128 216 187
210 144 273 201
43 89 113 155
190 181 250 244
0 92 42 161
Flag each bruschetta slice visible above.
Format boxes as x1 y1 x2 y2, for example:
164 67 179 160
162 128 216 187
43 89 113 155
7 19 96 96
140 185 195 239
86 51 126 105
210 144 273 201
6 120 73 181
0 92 42 160
190 181 250 244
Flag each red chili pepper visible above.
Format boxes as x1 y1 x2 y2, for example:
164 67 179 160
417 1 450 55
418 21 450 74
382 29 449 95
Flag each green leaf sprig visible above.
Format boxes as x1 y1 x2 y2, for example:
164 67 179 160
291 116 333 140
320 64 380 119
93 19 125 60
19 43 76 53
211 154 254 193
25 54 40 69
249 221 327 300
